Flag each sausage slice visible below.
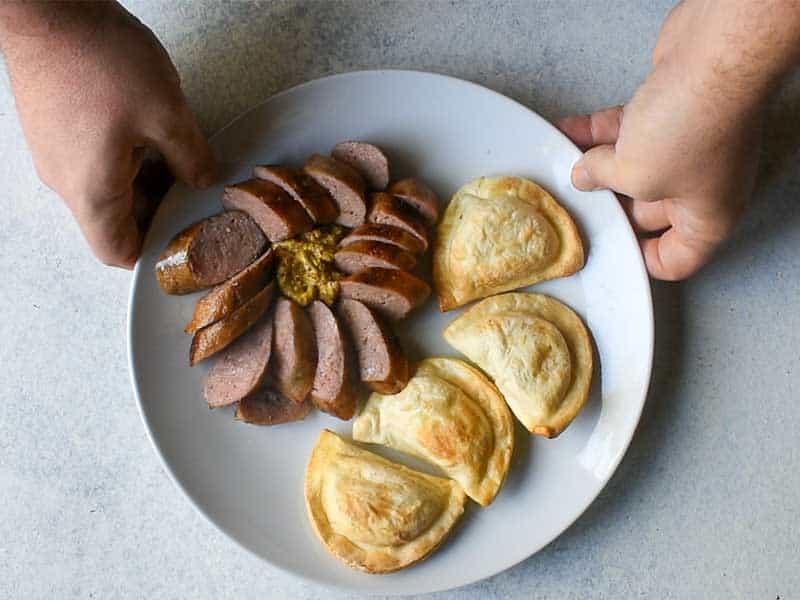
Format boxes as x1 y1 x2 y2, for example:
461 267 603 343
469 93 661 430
334 240 416 275
222 179 313 242
156 211 267 295
331 141 389 191
339 223 426 255
253 165 338 224
203 315 273 408
337 298 410 394
303 154 367 227
339 267 431 320
190 281 276 365
308 301 358 420
271 297 317 403
367 192 429 251
387 178 440 225
235 389 312 425
185 249 274 334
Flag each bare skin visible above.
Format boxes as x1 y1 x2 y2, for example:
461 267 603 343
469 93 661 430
2 1 798 276
560 0 800 280
0 1 216 268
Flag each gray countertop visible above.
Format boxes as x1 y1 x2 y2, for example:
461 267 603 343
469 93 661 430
2 1 798 598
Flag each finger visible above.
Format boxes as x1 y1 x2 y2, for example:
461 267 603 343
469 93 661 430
558 106 624 151
640 228 715 281
626 198 670 232
148 101 217 189
571 144 619 191
72 190 142 269
64 144 145 269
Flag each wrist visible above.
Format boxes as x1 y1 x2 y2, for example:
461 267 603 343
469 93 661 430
681 0 800 118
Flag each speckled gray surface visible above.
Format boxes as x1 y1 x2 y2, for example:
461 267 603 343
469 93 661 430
1 1 799 598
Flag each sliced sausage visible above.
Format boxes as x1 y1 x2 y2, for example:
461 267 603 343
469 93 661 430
235 389 312 425
334 240 416 275
307 301 359 420
337 298 409 394
331 141 389 191
203 315 273 408
303 154 366 227
271 297 317 403
367 192 429 251
222 179 313 242
189 281 276 366
156 211 267 295
339 267 431 320
253 165 339 224
339 223 426 255
185 249 274 334
387 178 440 225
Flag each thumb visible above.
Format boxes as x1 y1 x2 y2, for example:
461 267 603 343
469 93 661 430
150 102 217 190
571 144 619 191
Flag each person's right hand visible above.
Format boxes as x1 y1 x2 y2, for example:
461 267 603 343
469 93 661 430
558 0 800 281
0 2 216 268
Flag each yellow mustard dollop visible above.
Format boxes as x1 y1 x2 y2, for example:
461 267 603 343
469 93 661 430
273 225 346 306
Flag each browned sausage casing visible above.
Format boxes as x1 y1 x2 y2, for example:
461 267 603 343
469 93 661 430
331 141 390 191
156 211 267 295
334 240 416 275
236 389 312 425
339 223 426 255
387 177 440 225
337 298 410 394
339 267 431 320
222 179 313 242
307 301 359 420
270 297 318 403
189 281 276 366
253 165 339 224
303 154 367 227
185 249 274 334
367 192 429 251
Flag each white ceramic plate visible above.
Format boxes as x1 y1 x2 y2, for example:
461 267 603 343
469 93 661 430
128 70 653 595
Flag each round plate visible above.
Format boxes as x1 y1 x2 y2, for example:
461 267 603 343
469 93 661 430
128 70 653 595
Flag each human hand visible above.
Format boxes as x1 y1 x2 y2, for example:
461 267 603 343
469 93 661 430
0 2 216 268
558 0 800 281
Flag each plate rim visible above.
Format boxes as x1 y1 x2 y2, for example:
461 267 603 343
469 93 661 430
127 68 654 595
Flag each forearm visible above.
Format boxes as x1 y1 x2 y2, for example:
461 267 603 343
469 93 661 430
683 0 800 115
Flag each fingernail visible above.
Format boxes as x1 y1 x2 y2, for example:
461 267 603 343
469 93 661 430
572 162 594 191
